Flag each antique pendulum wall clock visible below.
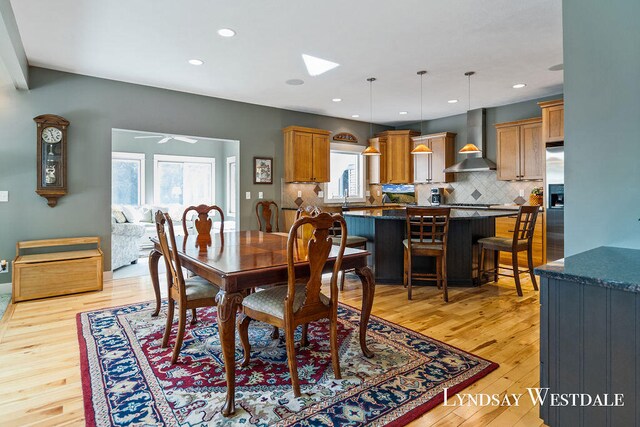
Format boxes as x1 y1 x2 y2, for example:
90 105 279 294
34 114 70 207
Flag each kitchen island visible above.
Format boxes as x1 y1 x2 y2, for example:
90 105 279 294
344 207 517 286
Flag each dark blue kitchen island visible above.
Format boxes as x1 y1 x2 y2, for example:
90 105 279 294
343 207 516 286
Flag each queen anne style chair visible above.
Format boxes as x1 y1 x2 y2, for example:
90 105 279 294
238 212 347 397
404 207 451 302
256 200 280 232
478 205 540 296
155 210 220 364
182 204 225 237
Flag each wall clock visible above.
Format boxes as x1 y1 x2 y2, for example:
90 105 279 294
34 114 70 207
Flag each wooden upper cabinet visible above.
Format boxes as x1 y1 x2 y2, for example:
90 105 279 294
374 130 419 184
412 132 456 184
538 99 564 143
496 118 542 181
283 126 331 182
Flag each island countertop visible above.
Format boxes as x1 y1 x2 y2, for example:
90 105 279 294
343 207 518 220
535 246 640 293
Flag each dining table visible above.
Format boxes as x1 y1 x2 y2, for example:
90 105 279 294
148 230 376 417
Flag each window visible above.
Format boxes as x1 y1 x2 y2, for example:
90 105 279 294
226 156 237 217
324 143 365 203
153 154 215 207
112 152 145 205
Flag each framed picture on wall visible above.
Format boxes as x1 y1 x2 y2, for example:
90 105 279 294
254 157 273 184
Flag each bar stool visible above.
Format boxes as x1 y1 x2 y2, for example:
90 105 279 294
478 205 540 296
403 207 451 301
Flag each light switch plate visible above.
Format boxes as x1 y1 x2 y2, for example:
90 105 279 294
0 191 8 202
318 190 324 198
245 192 251 200
366 190 371 197
377 190 381 196
519 189 525 197
258 192 263 199
297 191 302 198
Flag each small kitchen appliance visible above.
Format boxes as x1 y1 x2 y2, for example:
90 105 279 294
430 188 443 205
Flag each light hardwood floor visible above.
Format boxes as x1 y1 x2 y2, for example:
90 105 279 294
0 272 544 426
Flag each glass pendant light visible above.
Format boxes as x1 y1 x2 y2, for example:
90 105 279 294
459 71 481 154
362 77 381 156
411 70 432 155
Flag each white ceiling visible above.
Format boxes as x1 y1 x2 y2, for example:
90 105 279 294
11 0 563 125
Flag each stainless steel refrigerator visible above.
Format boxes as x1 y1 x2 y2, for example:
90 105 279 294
546 145 564 261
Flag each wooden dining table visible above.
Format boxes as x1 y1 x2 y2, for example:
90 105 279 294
148 230 376 417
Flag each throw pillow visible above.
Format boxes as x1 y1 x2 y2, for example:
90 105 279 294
112 209 127 224
122 205 143 223
139 207 153 223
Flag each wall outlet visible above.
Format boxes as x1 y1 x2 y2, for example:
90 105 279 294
258 192 263 199
366 190 371 197
377 190 381 197
318 190 324 198
245 192 251 200
0 191 8 202
0 260 7 273
519 189 525 197
297 191 302 198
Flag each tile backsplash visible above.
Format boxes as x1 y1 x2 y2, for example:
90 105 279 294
416 172 542 206
281 180 383 209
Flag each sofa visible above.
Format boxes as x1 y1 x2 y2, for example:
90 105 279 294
111 205 196 270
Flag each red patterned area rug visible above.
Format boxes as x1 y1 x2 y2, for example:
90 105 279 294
77 301 498 426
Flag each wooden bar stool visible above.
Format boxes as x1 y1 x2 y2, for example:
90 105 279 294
478 206 540 296
404 207 451 301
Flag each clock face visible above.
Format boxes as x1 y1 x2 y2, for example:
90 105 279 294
42 126 63 143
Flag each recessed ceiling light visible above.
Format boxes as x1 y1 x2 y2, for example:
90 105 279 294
351 114 360 118
217 28 236 38
332 98 342 102
448 99 459 104
549 63 564 71
285 79 304 86
512 83 527 89
188 59 204 66
302 54 340 77
399 111 408 115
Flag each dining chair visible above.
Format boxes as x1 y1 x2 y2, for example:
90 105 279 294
154 211 220 364
256 200 280 232
238 212 347 397
182 204 225 237
296 207 367 291
478 205 540 296
404 207 451 301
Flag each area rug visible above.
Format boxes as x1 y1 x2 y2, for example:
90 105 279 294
77 301 498 426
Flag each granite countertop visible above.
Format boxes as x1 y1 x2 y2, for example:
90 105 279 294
535 246 640 293
282 204 403 211
343 207 517 220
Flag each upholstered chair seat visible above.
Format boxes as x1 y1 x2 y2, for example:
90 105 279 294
402 239 444 251
184 277 220 301
477 237 529 251
243 284 329 319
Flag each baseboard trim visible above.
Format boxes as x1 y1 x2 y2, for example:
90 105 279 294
104 271 113 281
0 282 11 294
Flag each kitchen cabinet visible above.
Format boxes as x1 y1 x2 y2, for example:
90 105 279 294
412 132 456 184
538 99 564 143
495 118 543 181
283 126 331 182
369 130 419 184
495 212 545 267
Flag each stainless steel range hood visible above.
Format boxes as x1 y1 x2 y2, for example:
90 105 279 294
444 108 497 173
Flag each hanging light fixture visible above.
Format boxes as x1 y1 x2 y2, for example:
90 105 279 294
459 71 482 154
362 77 381 156
411 70 432 155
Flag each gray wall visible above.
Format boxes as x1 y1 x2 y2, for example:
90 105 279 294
111 130 239 219
402 94 563 162
0 67 388 282
563 0 640 255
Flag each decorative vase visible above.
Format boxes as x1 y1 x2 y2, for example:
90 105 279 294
529 194 543 206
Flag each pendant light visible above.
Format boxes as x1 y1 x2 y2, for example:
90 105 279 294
362 77 381 156
411 70 432 155
459 71 482 154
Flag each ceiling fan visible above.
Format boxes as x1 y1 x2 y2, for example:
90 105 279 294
134 134 198 144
